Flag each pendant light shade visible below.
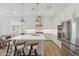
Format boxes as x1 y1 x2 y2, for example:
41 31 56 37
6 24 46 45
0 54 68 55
20 17 25 22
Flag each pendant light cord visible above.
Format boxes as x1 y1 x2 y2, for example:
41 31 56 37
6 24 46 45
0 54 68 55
22 3 23 20
20 3 25 22
36 3 39 17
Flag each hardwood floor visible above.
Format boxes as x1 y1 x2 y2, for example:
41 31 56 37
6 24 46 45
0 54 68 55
0 46 8 56
0 40 76 56
43 40 74 56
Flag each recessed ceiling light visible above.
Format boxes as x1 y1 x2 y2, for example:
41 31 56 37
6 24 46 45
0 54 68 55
49 12 53 15
0 11 3 14
12 11 17 14
25 12 29 15
32 8 36 11
38 12 40 14
46 6 52 9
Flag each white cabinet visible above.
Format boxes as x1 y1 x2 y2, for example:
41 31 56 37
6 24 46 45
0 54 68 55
11 21 26 36
11 21 21 36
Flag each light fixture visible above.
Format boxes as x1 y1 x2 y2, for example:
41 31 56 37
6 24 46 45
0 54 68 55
12 11 17 15
38 12 40 15
32 8 35 11
20 3 25 23
49 12 53 15
35 3 43 34
46 6 52 9
0 11 3 14
25 11 29 15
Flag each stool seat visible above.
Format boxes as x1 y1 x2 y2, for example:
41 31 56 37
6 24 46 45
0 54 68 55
27 42 38 49
16 44 24 50
27 42 38 46
5 36 11 39
15 41 26 46
14 40 26 50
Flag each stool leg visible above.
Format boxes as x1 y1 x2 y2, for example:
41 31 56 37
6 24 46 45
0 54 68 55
14 46 17 56
34 49 38 56
6 43 10 56
19 49 22 56
22 48 25 56
27 49 31 56
27 45 32 56
14 50 16 56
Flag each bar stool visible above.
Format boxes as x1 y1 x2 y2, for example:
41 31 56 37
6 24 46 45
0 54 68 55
13 40 26 56
0 39 6 49
27 41 38 56
6 40 12 56
5 35 12 47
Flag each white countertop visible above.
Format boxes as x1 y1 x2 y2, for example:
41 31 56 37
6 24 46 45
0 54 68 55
11 34 46 40
25 29 57 35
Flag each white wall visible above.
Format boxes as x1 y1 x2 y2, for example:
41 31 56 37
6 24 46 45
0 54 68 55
0 16 16 35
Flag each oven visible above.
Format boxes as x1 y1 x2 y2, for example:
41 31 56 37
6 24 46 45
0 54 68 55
57 25 63 40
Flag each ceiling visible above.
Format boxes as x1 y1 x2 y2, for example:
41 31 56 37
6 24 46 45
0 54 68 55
0 3 71 17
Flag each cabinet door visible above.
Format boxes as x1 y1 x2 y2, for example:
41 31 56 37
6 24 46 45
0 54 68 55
12 25 21 35
76 17 79 47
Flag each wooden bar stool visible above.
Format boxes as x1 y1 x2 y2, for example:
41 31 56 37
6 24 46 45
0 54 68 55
0 39 6 49
27 41 38 56
13 40 26 56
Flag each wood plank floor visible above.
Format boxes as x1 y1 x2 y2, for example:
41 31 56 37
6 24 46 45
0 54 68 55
43 40 74 56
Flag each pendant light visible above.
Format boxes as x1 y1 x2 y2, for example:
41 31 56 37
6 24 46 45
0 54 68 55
20 3 25 23
36 3 42 26
36 3 43 34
